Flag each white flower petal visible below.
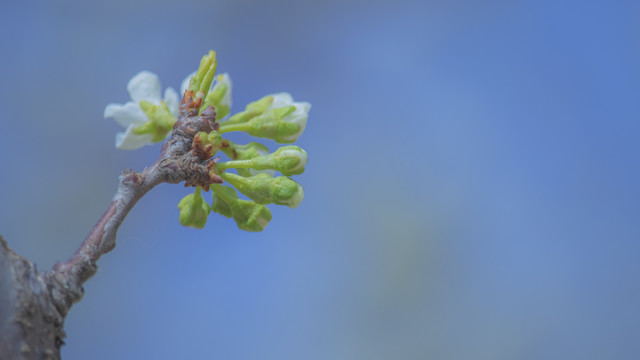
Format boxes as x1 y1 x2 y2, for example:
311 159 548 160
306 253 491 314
164 87 180 117
115 124 154 150
104 101 148 128
280 101 311 142
127 71 162 103
293 101 311 115
180 71 196 97
285 184 304 209
270 92 294 109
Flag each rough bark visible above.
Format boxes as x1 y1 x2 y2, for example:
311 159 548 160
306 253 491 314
0 106 219 359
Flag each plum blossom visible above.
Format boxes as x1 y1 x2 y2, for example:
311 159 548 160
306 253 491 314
104 71 179 150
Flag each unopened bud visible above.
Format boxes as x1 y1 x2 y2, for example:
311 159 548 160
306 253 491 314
219 99 310 143
251 145 308 176
221 172 304 209
177 187 211 229
217 145 307 176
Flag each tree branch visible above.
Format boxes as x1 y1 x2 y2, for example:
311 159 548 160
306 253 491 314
0 109 218 359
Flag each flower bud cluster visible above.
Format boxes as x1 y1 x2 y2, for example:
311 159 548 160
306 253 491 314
106 50 310 232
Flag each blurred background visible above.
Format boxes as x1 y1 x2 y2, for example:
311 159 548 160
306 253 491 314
1 0 639 359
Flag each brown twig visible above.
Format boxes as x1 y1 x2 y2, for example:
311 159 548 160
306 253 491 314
0 102 218 359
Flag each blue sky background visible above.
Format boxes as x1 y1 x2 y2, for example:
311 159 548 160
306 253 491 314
1 0 639 359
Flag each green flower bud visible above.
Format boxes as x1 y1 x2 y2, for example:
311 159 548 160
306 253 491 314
210 184 272 231
251 145 308 176
220 172 304 209
219 92 310 143
230 199 272 232
177 187 211 229
219 103 310 143
217 145 308 176
133 100 177 142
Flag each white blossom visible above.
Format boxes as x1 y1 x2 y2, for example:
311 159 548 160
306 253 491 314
104 71 179 150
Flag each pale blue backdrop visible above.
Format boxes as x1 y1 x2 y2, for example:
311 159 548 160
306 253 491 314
1 0 639 359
